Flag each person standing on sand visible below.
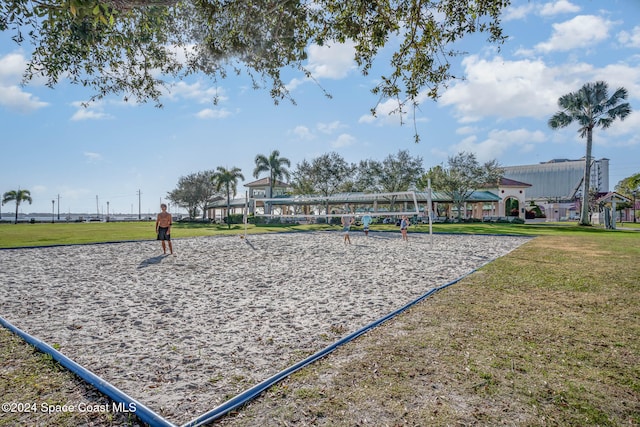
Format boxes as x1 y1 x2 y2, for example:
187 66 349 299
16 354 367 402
341 215 354 244
400 215 409 242
155 203 173 255
361 214 372 237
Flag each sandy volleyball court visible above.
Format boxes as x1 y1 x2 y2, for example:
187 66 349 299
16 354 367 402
0 231 531 425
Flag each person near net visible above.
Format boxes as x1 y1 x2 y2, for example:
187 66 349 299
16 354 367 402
361 214 372 237
341 215 354 244
400 215 410 242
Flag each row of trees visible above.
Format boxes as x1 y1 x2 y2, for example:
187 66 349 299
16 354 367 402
167 149 504 221
166 150 292 224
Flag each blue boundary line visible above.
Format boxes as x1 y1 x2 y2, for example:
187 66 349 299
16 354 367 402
0 316 176 427
181 264 486 427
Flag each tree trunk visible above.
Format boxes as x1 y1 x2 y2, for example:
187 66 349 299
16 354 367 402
266 182 273 215
579 128 593 226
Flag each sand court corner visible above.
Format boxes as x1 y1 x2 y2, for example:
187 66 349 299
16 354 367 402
0 231 532 425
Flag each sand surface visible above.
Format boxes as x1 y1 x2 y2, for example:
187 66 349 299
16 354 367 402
0 231 531 425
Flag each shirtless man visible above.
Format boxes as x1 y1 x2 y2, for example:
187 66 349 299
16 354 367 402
155 203 173 255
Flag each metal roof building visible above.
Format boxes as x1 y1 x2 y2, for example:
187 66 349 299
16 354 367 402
503 158 609 201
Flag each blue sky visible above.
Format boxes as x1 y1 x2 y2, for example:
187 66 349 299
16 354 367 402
1 0 639 216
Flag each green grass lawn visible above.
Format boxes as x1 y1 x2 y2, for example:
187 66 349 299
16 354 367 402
2 220 638 248
0 221 331 248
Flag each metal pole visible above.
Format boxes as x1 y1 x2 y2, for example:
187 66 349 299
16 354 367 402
244 191 248 238
427 179 433 240
52 200 55 223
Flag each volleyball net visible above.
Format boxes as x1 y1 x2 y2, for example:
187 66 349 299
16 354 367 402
251 191 424 223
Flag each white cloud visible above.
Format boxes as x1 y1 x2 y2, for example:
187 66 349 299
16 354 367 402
456 126 479 135
0 85 48 113
535 15 613 53
504 0 580 22
287 41 357 90
69 100 113 121
592 110 640 148
290 125 315 140
84 152 103 162
589 63 640 101
618 26 640 48
330 133 356 148
0 53 27 84
503 3 536 21
439 53 640 126
440 55 560 121
70 109 112 121
306 42 356 80
451 128 548 162
195 108 232 119
285 77 306 92
317 120 346 134
166 81 226 104
0 53 49 113
358 98 406 126
539 0 580 17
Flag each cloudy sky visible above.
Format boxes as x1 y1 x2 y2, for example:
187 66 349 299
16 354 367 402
1 0 639 215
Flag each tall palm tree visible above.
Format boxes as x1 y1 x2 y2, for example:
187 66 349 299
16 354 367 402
212 166 245 229
548 81 632 226
2 189 33 224
253 150 291 214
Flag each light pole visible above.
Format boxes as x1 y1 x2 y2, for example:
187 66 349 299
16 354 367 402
51 199 55 223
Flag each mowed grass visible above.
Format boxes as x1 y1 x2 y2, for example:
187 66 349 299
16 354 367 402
0 221 333 248
1 222 639 426
2 219 638 248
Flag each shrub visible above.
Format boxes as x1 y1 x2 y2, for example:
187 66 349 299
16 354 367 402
226 213 244 224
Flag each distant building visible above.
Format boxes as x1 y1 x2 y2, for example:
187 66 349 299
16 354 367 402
503 158 609 201
502 158 610 221
206 177 291 221
481 177 532 220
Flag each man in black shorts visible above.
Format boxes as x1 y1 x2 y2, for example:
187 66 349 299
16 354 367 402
155 203 173 255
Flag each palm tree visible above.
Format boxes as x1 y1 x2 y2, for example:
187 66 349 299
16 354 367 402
253 150 291 214
212 166 245 229
2 189 33 224
548 81 632 226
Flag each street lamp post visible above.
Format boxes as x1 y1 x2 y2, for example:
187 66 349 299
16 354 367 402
51 200 55 223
